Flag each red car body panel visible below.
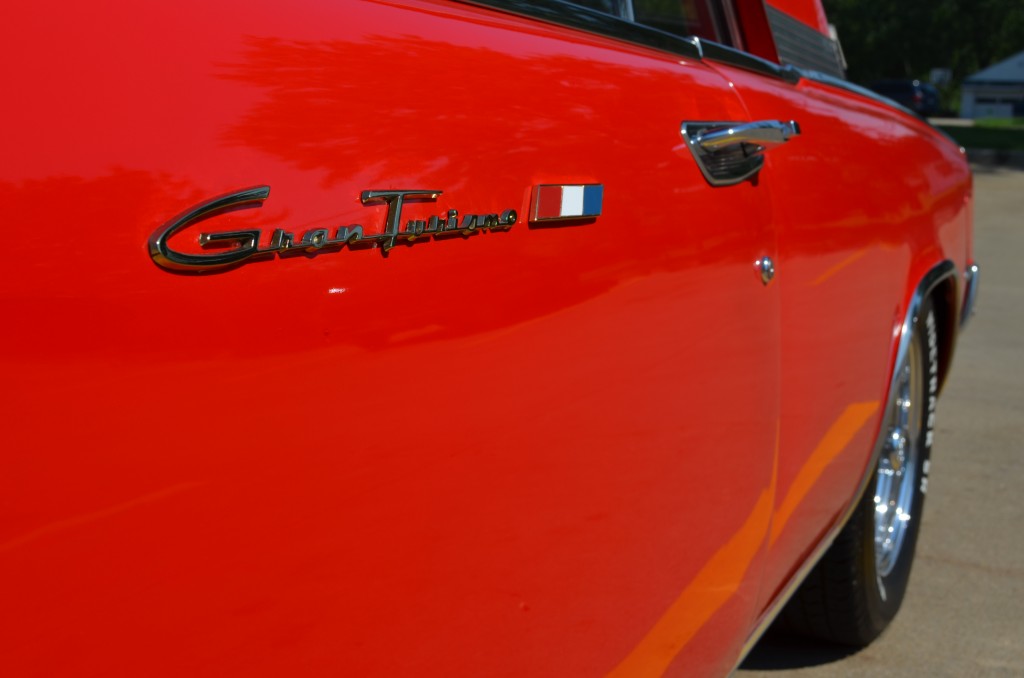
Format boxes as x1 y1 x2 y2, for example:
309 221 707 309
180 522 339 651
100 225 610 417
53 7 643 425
766 0 830 34
703 62 973 612
0 1 972 676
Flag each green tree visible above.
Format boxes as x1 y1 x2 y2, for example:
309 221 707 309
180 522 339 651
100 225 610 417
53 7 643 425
824 0 1024 110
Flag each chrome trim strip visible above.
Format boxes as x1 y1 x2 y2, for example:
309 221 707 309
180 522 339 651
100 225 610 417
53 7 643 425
466 2 937 118
733 260 957 669
765 5 844 79
460 0 980 110
960 263 980 330
889 261 957 412
797 69 922 117
696 39 802 84
795 69 969 147
456 0 701 60
457 1 805 84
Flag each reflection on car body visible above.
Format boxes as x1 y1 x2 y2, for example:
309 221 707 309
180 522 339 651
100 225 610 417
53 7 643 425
869 78 942 116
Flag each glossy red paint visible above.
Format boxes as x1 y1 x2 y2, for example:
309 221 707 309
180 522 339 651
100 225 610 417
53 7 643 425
766 0 831 34
0 1 971 676
703 61 972 614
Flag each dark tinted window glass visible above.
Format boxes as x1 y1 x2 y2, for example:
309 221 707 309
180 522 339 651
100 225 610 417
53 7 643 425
633 0 724 42
566 0 627 17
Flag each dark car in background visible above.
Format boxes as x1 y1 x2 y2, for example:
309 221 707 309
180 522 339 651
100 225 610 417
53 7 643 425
869 79 942 116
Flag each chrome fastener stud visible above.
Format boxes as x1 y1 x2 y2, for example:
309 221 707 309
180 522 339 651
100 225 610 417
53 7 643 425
757 256 775 286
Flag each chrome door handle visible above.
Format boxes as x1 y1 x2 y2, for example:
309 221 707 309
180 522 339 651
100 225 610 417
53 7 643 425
682 120 800 186
694 120 800 152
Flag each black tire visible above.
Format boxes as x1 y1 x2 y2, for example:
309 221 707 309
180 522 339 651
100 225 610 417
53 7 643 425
779 295 938 646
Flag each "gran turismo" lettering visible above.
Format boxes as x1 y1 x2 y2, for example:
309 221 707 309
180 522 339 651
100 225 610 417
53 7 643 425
148 187 517 272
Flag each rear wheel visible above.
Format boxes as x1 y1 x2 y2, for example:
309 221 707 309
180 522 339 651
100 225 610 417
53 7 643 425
780 296 938 646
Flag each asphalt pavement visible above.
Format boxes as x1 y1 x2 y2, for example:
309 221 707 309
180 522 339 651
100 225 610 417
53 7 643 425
737 166 1024 677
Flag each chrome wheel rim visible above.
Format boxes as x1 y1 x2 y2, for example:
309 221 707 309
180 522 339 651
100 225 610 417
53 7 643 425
873 338 923 577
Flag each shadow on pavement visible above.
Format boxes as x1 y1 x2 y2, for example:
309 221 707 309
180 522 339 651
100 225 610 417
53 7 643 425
739 629 861 671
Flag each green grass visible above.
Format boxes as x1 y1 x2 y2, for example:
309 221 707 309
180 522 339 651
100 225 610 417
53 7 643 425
938 125 1024 151
976 117 1024 129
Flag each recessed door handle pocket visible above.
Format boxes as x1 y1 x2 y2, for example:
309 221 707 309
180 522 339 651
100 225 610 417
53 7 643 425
681 120 800 186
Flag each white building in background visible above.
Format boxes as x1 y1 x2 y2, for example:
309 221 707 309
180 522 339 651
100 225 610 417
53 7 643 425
961 50 1024 119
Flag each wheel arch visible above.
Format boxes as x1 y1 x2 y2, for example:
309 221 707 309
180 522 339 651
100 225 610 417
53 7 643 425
928 269 959 395
898 260 957 398
734 257 959 665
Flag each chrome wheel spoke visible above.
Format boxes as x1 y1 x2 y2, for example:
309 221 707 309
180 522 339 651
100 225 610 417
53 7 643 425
873 338 923 577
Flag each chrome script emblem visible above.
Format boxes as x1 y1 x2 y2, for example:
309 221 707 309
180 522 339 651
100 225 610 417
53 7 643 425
149 187 517 272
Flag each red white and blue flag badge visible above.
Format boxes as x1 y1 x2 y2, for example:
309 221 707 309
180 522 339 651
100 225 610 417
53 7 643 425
530 184 603 222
